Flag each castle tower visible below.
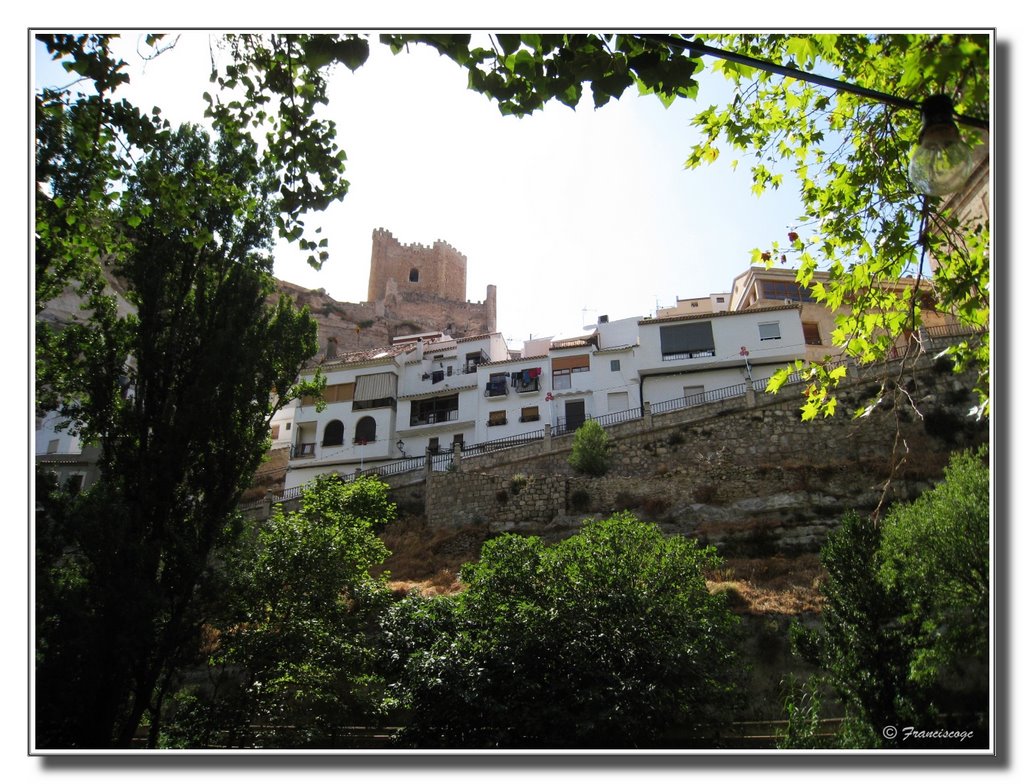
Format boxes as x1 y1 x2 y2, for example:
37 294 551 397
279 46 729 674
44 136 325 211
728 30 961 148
367 228 468 303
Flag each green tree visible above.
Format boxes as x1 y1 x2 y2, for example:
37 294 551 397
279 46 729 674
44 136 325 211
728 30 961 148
567 419 611 477
383 513 742 748
792 450 990 748
34 122 320 748
790 511 924 748
161 475 396 749
685 34 990 420
878 449 989 712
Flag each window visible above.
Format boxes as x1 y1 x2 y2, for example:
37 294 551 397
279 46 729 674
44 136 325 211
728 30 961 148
488 410 508 426
47 439 59 454
428 437 440 455
758 322 782 341
286 422 291 431
520 406 540 423
452 433 464 449
551 355 590 388
463 349 490 373
65 474 85 495
409 268 419 282
610 359 621 372
323 383 356 403
716 296 725 304
322 419 345 446
660 322 715 360
802 321 822 345
270 424 280 440
510 367 541 392
607 391 629 413
761 279 815 302
354 416 376 444
410 394 459 426
353 373 397 410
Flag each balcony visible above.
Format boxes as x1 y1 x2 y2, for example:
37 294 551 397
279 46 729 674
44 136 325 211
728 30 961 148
291 443 316 459
409 409 460 427
463 349 491 374
484 380 508 398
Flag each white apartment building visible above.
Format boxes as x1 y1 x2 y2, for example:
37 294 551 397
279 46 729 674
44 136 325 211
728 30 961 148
278 307 808 490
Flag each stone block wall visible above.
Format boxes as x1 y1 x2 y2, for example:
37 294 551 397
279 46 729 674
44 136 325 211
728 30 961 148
367 228 467 303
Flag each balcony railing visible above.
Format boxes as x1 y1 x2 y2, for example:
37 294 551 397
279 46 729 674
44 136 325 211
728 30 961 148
662 349 715 361
484 381 508 397
409 409 460 427
291 443 316 459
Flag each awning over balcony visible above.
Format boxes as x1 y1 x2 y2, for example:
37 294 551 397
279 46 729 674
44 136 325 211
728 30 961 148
354 372 397 401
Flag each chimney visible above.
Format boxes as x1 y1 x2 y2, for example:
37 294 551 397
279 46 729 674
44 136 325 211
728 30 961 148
326 336 338 360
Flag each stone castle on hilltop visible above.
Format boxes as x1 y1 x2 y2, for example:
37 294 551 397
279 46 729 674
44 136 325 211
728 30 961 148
274 228 497 358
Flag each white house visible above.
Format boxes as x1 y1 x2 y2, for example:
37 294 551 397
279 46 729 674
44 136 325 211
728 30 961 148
635 304 805 407
35 410 101 493
284 343 416 489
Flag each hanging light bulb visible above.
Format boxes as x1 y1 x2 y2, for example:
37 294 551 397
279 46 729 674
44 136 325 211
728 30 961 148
908 95 975 196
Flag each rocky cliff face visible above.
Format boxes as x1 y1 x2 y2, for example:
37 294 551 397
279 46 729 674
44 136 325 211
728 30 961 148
271 278 495 358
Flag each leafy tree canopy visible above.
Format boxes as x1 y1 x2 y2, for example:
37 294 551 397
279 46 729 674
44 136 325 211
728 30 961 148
383 513 743 748
688 34 990 421
161 475 396 749
34 118 320 748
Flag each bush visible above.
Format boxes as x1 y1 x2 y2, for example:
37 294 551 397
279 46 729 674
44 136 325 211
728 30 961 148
383 513 743 748
567 420 611 477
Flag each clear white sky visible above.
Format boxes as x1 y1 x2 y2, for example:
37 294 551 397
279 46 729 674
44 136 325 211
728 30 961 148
33 32 808 347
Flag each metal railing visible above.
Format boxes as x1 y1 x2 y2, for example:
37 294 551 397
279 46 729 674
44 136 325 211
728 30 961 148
650 382 747 415
461 429 545 456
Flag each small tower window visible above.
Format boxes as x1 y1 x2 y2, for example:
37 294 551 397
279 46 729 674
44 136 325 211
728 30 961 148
409 268 420 282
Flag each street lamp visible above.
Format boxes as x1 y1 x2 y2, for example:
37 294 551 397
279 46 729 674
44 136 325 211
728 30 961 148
908 95 976 196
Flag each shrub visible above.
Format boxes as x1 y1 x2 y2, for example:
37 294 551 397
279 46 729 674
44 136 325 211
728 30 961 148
383 513 743 748
509 473 529 494
567 420 611 477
